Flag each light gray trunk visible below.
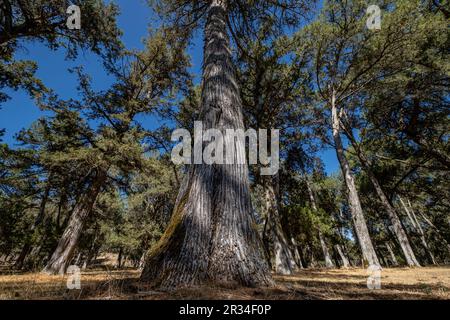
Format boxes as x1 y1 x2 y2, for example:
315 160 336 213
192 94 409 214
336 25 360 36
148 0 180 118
319 231 334 268
386 242 399 266
291 237 304 269
331 91 379 267
335 244 350 268
345 131 420 266
264 179 294 274
399 197 437 264
415 208 450 256
42 169 107 275
140 0 273 288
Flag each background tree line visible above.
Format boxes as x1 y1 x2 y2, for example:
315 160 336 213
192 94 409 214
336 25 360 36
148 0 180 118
0 0 448 289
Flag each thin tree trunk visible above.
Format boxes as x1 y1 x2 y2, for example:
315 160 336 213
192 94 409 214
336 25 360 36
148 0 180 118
335 244 350 268
318 231 334 268
310 248 318 268
305 177 334 268
140 0 273 288
291 237 304 269
399 197 437 264
42 169 107 275
343 128 420 267
117 248 123 269
264 178 294 274
15 176 52 269
331 91 380 267
386 242 399 266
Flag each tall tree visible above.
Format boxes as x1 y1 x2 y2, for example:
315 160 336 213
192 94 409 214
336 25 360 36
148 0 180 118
42 27 190 274
141 0 311 288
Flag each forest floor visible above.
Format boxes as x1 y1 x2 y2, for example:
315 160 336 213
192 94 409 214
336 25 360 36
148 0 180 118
0 266 449 300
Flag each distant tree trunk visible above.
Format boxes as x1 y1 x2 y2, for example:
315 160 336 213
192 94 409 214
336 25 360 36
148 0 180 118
310 249 318 268
414 208 450 256
140 1 273 288
386 242 399 267
305 177 334 268
117 248 123 269
399 197 437 265
42 169 107 275
291 237 304 269
343 129 420 267
138 252 146 270
264 178 294 274
331 91 380 267
15 176 52 269
335 244 350 268
318 231 334 268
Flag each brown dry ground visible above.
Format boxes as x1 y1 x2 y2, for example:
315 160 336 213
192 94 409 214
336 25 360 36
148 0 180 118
0 266 449 300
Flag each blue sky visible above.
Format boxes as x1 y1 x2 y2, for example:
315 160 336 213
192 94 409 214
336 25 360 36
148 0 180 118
0 0 339 174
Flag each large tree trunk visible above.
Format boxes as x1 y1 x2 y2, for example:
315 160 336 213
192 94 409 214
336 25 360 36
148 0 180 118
305 177 334 268
331 91 380 267
140 0 273 289
264 178 294 274
399 197 437 265
42 169 107 275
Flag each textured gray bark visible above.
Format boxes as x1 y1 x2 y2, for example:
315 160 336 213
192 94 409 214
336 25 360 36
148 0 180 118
140 0 273 288
399 197 437 265
345 133 420 267
331 91 380 267
42 169 107 275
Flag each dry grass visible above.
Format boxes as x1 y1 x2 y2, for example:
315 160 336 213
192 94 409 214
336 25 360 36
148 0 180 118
0 266 449 300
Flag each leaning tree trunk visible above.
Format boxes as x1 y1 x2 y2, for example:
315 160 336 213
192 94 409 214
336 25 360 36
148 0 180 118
264 178 294 274
335 244 350 268
343 130 421 267
42 169 107 275
399 197 437 265
140 0 273 289
331 91 380 267
386 242 399 266
15 175 52 270
291 237 304 269
305 177 334 268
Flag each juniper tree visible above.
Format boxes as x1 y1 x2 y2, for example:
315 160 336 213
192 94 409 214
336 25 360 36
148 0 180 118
40 28 190 274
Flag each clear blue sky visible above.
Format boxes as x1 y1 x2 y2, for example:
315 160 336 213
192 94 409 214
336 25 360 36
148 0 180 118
0 0 339 174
